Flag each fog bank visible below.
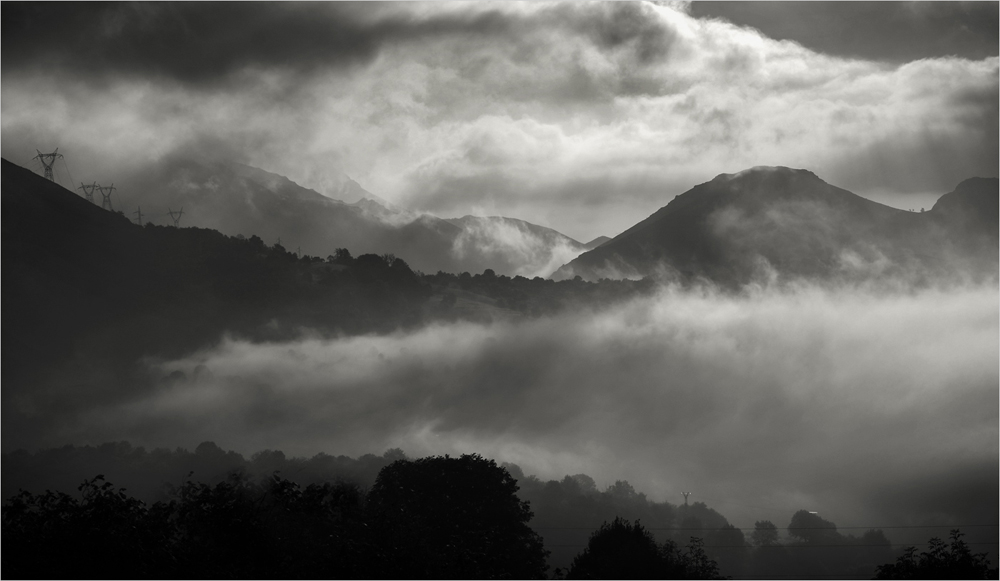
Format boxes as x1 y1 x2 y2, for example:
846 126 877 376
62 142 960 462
60 282 998 530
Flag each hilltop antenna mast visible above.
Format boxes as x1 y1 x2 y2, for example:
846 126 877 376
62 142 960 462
167 207 184 227
78 182 98 204
133 206 143 226
33 149 63 182
97 183 116 211
682 492 691 505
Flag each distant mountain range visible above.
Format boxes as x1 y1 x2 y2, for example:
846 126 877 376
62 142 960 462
553 167 998 285
121 157 593 278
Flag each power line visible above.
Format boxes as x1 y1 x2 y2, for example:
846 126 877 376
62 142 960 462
33 148 63 182
167 207 184 227
61 156 76 188
96 183 116 211
78 182 98 203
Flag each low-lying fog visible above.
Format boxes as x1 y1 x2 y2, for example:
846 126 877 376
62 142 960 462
64 282 998 530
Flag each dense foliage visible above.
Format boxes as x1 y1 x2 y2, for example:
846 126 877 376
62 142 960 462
874 530 998 580
564 517 720 579
8 444 973 579
366 454 549 579
2 456 550 579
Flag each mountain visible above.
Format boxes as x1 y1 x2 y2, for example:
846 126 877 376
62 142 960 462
124 156 586 277
444 215 590 278
583 236 611 250
554 167 998 285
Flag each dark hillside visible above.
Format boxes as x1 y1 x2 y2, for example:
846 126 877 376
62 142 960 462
2 158 654 450
2 159 430 449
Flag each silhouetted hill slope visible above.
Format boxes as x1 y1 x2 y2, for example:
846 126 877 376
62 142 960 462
2 158 431 448
135 156 464 273
554 167 998 284
2 158 654 450
130 157 587 277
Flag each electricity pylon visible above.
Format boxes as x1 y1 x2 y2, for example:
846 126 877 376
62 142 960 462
167 207 184 227
133 206 143 226
97 183 116 211
33 149 63 181
78 182 98 204
682 492 691 505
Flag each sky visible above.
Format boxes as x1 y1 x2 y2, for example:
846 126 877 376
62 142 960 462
2 1 997 241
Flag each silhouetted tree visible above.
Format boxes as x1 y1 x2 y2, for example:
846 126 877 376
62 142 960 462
567 517 685 579
683 536 723 580
874 530 997 580
365 454 549 579
567 517 721 580
787 509 839 544
751 519 779 547
2 475 169 579
705 523 747 577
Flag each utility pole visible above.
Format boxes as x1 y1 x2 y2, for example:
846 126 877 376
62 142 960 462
682 492 691 505
133 206 143 226
33 149 63 182
167 207 184 227
97 183 116 211
78 182 98 204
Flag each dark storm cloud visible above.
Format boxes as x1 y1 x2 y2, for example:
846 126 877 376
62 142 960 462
0 2 514 86
0 2 677 90
689 1 999 63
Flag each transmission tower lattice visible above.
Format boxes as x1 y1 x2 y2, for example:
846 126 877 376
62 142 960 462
133 206 143 226
167 207 184 227
78 182 98 204
682 492 691 505
97 183 116 211
33 149 63 182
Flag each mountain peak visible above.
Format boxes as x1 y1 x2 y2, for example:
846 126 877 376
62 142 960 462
710 166 822 186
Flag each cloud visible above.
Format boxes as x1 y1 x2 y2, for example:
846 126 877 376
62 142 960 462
449 217 588 278
0 3 518 87
2 2 996 241
44 281 999 531
688 1 999 64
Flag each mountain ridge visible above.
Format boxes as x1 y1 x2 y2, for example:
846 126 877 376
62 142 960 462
554 166 998 284
105 156 591 278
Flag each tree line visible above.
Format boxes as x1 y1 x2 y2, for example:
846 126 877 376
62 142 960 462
4 446 995 579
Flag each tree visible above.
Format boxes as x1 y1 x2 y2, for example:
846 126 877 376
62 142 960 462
751 520 779 547
330 247 352 264
567 517 721 580
787 509 840 544
875 530 997 580
365 454 549 579
568 517 684 579
705 523 747 577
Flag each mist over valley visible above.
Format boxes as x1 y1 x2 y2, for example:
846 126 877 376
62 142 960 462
3 2 997 578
